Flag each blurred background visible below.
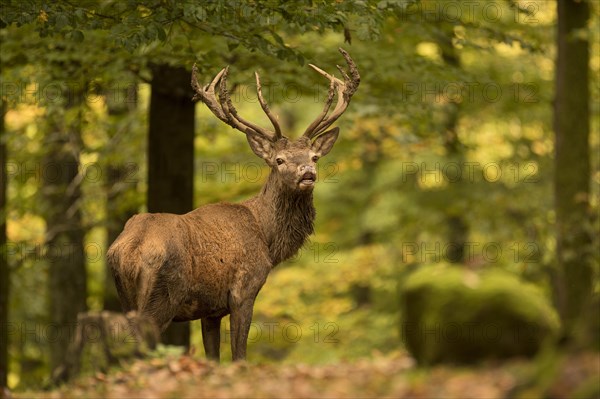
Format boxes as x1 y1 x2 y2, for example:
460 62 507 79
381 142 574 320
0 0 598 394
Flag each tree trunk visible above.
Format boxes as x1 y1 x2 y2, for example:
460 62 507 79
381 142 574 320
0 99 9 391
554 0 592 344
148 64 195 348
104 85 139 312
42 83 88 381
438 24 469 264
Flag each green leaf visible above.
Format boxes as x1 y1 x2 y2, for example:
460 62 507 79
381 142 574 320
74 8 86 21
71 30 84 43
157 26 167 41
55 13 69 30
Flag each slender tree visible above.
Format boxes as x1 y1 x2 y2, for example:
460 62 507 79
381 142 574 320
437 24 469 264
147 64 195 348
0 99 9 392
554 0 592 343
41 67 88 379
103 84 139 311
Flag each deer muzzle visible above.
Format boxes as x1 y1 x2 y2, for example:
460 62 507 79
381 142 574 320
298 166 317 189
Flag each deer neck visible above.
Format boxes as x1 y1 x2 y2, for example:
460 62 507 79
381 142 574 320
245 171 315 266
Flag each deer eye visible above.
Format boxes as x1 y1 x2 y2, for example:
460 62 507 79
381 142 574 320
312 155 319 163
276 158 285 165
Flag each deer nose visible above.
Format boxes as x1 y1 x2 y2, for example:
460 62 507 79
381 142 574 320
299 165 316 174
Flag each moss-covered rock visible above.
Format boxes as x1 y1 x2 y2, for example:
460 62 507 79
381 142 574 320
399 266 560 365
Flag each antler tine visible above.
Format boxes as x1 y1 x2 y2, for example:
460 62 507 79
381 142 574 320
312 78 348 135
307 64 344 86
216 67 253 133
220 68 278 138
303 48 360 139
255 72 282 140
302 79 336 138
192 64 228 123
336 64 350 83
191 63 203 98
339 47 360 93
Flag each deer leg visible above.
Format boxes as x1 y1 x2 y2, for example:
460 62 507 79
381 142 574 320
201 316 222 362
229 300 254 361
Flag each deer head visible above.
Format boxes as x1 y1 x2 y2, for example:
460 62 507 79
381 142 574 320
191 48 360 192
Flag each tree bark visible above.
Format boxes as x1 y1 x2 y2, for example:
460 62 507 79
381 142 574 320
554 0 592 343
148 64 195 348
104 85 139 312
42 82 88 380
0 99 9 390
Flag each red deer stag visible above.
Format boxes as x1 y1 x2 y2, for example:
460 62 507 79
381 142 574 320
108 48 360 361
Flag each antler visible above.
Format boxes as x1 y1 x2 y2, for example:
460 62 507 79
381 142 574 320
192 48 359 142
191 64 283 141
303 48 360 139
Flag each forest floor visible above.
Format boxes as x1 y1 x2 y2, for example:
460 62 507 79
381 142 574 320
15 351 599 398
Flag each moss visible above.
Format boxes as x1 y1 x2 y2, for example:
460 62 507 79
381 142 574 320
399 265 560 365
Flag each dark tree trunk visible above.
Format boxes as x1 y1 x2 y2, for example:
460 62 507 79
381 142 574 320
442 96 468 264
42 83 88 379
148 64 195 348
104 85 139 312
438 24 468 264
554 0 593 343
357 127 383 246
0 99 9 391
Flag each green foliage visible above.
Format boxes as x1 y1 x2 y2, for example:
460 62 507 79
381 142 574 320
0 0 389 57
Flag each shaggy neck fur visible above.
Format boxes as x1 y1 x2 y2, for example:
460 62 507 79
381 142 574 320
245 170 315 266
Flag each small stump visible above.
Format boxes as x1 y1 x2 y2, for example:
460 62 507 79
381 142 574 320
56 311 159 382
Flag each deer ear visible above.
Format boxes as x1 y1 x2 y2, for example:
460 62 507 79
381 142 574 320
246 130 274 162
311 127 339 157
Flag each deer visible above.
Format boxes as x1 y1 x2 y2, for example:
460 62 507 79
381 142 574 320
107 48 360 362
